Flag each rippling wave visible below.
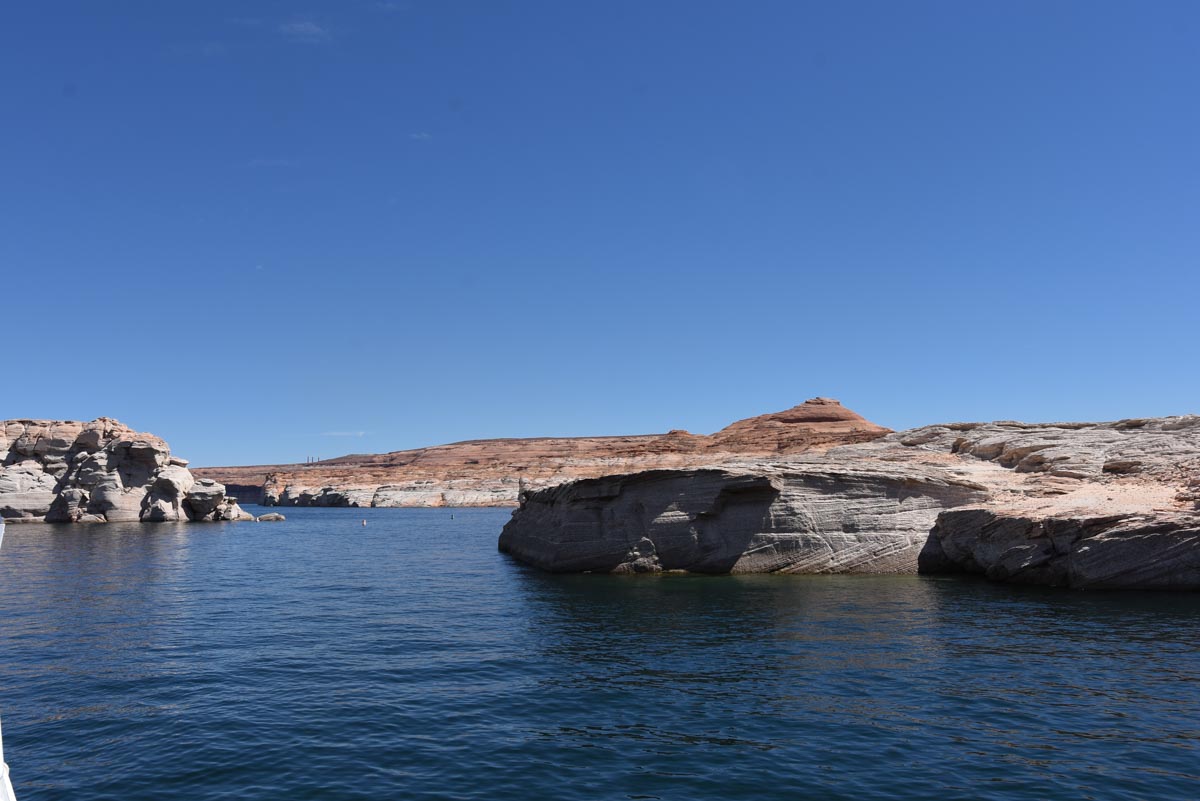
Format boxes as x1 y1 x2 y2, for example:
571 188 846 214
1 508 1197 800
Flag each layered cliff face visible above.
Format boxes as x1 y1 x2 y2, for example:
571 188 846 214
195 398 891 508
499 414 1200 589
498 464 990 574
0 419 253 523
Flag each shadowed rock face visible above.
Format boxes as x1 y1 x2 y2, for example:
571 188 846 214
0 419 252 523
498 465 989 574
920 510 1200 589
499 413 1200 588
195 398 891 508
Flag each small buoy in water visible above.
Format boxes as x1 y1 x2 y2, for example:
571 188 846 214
361 519 367 527
450 514 454 520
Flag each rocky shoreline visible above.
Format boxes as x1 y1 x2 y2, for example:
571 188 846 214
7 405 1198 589
0 419 254 523
499 414 1200 589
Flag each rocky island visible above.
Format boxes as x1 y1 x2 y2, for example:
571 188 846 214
499 411 1200 590
0 418 254 523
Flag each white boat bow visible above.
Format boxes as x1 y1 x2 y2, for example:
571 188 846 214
0 521 15 801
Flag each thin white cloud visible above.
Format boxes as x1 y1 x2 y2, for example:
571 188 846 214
321 431 367 437
409 132 432 141
280 20 331 43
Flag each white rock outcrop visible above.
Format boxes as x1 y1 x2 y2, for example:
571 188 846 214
272 479 526 509
0 419 252 523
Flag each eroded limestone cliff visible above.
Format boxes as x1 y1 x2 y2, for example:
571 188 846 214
0 419 253 523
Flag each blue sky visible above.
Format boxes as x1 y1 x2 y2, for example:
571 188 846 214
3 1 1198 466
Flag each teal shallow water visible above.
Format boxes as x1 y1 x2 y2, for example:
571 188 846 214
0 507 1198 800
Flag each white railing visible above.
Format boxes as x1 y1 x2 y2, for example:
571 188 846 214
0 720 16 801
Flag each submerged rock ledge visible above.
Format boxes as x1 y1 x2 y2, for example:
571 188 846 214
499 415 1200 589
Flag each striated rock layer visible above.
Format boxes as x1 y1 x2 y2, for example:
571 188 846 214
195 398 890 508
498 465 988 574
0 419 253 523
920 510 1200 590
499 414 1200 589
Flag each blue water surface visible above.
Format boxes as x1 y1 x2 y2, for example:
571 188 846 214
0 507 1197 800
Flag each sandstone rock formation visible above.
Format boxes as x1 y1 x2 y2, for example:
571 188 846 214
920 510 1200 590
708 396 890 452
906 416 1200 589
0 419 252 523
195 398 890 509
499 414 1200 589
498 464 988 574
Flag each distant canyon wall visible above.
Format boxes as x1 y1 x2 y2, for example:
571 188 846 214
195 398 891 509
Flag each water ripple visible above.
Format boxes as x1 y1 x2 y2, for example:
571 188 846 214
0 508 1197 800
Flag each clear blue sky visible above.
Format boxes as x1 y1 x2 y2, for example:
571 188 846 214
3 1 1197 466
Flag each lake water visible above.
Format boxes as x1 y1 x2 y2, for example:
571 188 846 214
0 507 1197 800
